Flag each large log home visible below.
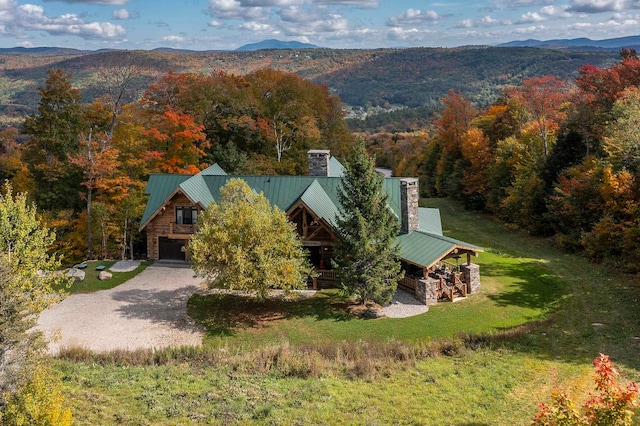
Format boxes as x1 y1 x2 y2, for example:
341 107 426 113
139 151 483 305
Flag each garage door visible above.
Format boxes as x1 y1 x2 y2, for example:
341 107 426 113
158 237 186 260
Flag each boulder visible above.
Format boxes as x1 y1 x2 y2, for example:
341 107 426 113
67 268 85 282
98 271 113 281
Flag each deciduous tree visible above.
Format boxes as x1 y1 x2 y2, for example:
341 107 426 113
0 183 69 404
532 354 638 425
507 76 569 156
190 178 309 300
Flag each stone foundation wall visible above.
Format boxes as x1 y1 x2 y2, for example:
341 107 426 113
415 277 439 305
460 263 480 294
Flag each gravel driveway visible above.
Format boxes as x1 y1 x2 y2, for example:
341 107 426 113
38 262 205 354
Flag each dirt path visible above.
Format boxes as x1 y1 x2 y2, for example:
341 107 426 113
38 263 205 354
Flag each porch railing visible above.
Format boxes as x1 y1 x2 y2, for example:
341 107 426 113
170 223 196 235
317 269 337 280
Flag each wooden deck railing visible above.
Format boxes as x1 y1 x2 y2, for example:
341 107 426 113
317 269 336 280
436 278 454 302
452 273 467 297
399 276 418 291
170 223 196 235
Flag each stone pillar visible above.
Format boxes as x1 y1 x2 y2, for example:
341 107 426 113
460 263 480 294
400 178 419 234
308 150 330 176
415 277 438 305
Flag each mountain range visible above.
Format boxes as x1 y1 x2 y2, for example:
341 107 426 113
497 35 640 50
0 40 626 127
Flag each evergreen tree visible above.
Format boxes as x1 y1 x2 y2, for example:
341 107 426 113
332 139 403 306
22 69 83 211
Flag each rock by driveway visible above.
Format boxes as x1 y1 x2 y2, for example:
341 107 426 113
38 263 204 354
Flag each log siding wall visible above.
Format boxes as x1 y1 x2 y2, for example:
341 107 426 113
146 194 197 260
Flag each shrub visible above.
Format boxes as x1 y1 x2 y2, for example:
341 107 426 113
532 354 638 425
0 363 73 426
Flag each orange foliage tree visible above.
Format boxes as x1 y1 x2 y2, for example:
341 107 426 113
144 108 208 174
507 76 569 156
532 354 638 425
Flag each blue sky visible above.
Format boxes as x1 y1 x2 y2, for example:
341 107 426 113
0 0 639 50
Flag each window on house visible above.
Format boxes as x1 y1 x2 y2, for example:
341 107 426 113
176 206 198 225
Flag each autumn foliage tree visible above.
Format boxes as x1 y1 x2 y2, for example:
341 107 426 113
0 183 70 418
507 76 569 156
532 354 638 425
190 179 310 300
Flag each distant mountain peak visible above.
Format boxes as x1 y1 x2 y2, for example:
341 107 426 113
235 39 319 51
497 35 640 50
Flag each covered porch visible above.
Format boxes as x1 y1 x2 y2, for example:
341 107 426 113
396 230 483 305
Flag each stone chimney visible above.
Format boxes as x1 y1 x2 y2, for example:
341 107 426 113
308 150 330 176
400 178 419 234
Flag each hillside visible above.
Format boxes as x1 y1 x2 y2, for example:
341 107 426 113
0 47 617 126
498 34 640 50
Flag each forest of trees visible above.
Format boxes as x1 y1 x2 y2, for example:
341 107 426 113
370 49 640 272
0 66 353 262
0 49 639 272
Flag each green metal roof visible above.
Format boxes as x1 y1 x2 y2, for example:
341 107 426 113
140 163 483 269
329 157 346 177
396 230 483 269
299 179 340 227
418 208 443 235
199 163 227 176
140 173 193 228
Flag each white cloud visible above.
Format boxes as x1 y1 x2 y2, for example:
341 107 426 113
207 0 276 20
314 0 380 8
162 34 188 42
517 11 546 23
455 15 509 28
112 8 129 20
489 0 554 8
42 0 129 4
278 5 319 23
280 12 348 35
568 16 639 30
567 0 626 13
514 24 545 33
387 9 440 26
0 1 126 40
540 5 574 17
238 21 274 31
208 19 224 27
456 19 473 28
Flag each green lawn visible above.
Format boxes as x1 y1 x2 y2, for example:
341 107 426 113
187 249 563 349
58 260 150 294
54 199 640 425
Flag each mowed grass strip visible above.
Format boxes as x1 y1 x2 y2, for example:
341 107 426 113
57 260 150 294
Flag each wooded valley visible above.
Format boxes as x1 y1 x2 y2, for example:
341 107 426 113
0 46 638 273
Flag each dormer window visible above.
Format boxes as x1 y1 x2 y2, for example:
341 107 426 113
176 206 198 225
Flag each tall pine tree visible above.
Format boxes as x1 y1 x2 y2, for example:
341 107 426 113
332 139 403 306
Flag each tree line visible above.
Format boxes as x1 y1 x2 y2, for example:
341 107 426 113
0 66 353 262
379 49 640 272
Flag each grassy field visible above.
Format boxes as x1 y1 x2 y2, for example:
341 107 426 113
54 199 640 425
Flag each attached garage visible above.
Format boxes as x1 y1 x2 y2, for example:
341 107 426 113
158 237 186 260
